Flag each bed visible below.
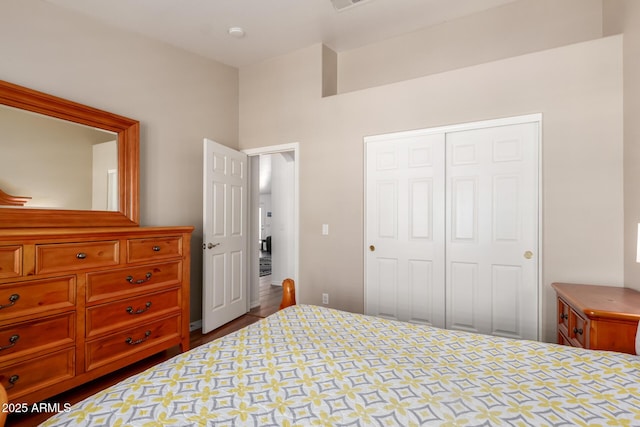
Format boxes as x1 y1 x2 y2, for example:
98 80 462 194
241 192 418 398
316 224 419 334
42 296 640 425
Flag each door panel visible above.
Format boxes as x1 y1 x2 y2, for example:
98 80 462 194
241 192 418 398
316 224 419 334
203 138 248 333
448 261 478 331
446 122 538 340
492 265 521 336
365 134 446 327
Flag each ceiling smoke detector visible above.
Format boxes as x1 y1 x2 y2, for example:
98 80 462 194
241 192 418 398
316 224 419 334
330 0 373 12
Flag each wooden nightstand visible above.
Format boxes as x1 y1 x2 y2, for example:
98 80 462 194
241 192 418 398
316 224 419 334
552 282 640 354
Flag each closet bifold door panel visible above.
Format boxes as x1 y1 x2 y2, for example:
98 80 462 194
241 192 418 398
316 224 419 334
365 115 540 340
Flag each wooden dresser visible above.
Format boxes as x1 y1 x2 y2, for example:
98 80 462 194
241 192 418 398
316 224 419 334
552 282 640 354
0 226 193 404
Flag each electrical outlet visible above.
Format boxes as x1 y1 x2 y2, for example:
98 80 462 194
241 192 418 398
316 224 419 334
322 293 329 304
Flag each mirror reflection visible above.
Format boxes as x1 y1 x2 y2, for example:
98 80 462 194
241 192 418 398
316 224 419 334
0 104 118 211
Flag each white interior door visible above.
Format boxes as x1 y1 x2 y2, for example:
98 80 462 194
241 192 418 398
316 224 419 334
203 138 248 333
446 122 538 340
365 133 446 327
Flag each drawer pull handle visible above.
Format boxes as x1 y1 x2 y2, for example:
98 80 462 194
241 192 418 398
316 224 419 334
125 330 151 346
560 313 568 320
152 246 161 252
573 327 583 335
76 252 87 259
126 302 152 315
125 272 152 285
0 294 19 310
0 335 19 351
6 375 19 390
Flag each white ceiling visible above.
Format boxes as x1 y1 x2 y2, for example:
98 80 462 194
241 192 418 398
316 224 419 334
44 0 518 68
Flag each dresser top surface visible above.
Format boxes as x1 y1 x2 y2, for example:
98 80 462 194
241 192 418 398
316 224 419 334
0 226 194 241
552 282 640 320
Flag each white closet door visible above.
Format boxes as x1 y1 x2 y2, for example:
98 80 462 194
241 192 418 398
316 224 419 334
445 122 539 340
365 133 446 327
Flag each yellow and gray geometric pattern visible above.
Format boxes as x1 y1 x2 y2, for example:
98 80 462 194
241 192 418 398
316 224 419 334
43 305 640 426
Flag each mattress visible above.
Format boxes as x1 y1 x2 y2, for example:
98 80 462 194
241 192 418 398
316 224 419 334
42 304 640 426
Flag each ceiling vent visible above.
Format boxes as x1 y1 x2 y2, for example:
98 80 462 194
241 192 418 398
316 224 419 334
330 0 373 12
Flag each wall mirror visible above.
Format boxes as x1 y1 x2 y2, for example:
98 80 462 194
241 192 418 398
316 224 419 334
0 80 139 228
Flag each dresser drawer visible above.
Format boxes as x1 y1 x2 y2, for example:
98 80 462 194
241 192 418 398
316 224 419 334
86 261 181 304
86 289 181 338
0 314 74 362
127 236 182 263
0 348 75 401
85 315 181 371
36 241 119 274
0 245 21 279
0 276 75 322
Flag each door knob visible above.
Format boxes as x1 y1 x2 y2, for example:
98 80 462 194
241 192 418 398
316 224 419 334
207 243 221 249
369 245 375 252
524 250 533 259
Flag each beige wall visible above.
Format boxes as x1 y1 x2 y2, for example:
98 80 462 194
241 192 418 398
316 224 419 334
338 0 604 93
620 0 640 291
239 36 624 342
0 0 239 322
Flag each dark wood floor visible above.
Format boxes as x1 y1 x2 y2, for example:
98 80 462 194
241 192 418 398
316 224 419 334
8 276 282 427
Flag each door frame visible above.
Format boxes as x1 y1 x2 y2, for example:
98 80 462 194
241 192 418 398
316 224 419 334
243 143 300 305
364 114 542 338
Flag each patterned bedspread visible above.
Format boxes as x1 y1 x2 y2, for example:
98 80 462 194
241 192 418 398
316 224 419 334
43 305 640 426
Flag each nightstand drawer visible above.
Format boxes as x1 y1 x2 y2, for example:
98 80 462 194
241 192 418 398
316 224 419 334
557 297 570 336
36 241 119 274
0 276 75 322
127 236 182 263
0 246 21 279
85 315 181 371
86 289 181 338
86 261 181 304
569 308 588 348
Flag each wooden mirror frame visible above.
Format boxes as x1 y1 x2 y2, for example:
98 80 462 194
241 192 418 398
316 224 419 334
0 80 139 228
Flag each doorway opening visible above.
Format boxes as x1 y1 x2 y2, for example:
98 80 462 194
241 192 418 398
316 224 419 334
245 143 299 310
